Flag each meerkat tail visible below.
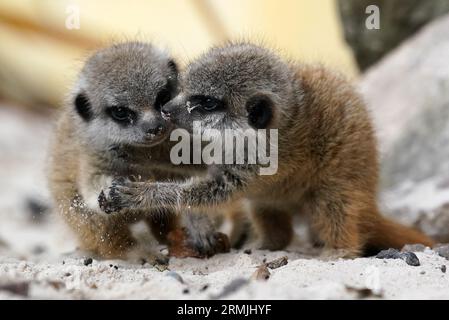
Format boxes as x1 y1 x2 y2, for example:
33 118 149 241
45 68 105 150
366 217 434 252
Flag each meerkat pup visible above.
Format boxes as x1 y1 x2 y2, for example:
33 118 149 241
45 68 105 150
48 41 223 259
100 42 433 257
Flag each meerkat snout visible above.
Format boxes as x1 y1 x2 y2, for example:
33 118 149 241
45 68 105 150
139 111 171 143
161 94 185 121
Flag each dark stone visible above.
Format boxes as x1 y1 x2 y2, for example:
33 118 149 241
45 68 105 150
337 0 449 70
83 258 93 266
265 256 288 269
376 248 420 266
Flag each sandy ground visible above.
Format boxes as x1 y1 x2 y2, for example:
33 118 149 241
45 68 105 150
0 106 448 300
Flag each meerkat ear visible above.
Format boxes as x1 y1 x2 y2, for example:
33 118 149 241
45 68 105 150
167 60 178 77
74 92 93 121
246 94 273 129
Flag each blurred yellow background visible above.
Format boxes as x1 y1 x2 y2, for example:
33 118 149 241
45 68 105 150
0 0 356 109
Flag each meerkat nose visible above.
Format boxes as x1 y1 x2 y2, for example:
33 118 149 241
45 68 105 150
142 121 164 136
146 125 163 136
161 106 171 120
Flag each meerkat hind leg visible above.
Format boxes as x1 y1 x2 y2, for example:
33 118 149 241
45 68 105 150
73 212 137 259
306 191 364 259
145 208 180 244
251 204 294 251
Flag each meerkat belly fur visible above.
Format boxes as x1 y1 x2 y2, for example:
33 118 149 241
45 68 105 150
48 42 223 259
102 42 433 257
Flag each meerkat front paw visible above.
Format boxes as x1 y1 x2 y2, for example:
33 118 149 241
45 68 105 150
98 178 142 213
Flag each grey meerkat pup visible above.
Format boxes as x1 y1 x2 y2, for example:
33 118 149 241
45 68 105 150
100 42 433 257
48 41 224 259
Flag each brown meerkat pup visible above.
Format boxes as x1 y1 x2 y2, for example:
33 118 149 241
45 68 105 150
48 41 225 259
100 42 433 257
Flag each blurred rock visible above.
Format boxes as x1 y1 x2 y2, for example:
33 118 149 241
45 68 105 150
25 196 50 222
338 0 449 70
433 244 449 260
359 14 449 242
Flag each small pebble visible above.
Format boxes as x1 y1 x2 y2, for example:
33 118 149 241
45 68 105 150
376 248 420 266
200 284 209 292
244 249 252 255
0 237 8 248
265 256 288 269
182 288 190 294
166 271 184 284
441 265 446 273
252 265 271 281
0 282 30 297
32 245 46 255
83 258 93 266
26 197 50 221
345 286 383 299
401 252 421 266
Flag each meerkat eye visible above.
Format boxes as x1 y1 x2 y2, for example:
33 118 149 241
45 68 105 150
154 88 171 111
189 95 224 112
107 106 136 124
203 98 219 111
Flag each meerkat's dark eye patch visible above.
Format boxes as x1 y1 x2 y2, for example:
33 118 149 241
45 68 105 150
154 87 172 111
246 94 273 129
74 93 92 121
188 95 225 113
106 106 137 126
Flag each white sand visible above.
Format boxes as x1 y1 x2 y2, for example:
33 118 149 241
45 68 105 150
0 106 448 300
1 245 448 299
